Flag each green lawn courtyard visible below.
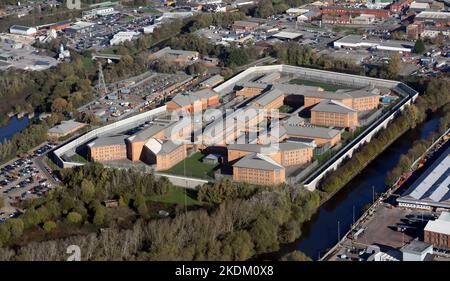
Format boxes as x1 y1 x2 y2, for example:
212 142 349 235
161 152 218 180
289 78 353 92
149 187 202 206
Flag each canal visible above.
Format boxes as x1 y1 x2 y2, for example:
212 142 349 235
270 112 442 260
0 116 30 142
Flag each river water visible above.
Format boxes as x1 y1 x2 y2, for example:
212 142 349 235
0 116 30 143
269 113 442 260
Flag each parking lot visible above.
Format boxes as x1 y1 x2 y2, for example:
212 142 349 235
0 142 60 222
79 72 193 123
65 12 157 51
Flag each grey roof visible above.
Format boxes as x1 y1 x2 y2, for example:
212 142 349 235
160 140 182 154
311 100 357 113
272 83 324 94
202 74 223 86
228 142 310 153
253 88 284 107
233 153 284 170
273 84 380 100
151 47 198 59
10 25 33 31
205 154 220 160
228 143 279 154
171 89 217 107
401 240 433 254
397 146 450 209
236 81 270 89
127 123 168 142
334 35 414 50
48 120 85 135
256 72 281 83
336 85 381 98
284 125 341 139
88 135 127 148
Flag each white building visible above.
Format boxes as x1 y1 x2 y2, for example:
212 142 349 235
401 239 433 261
333 35 414 53
9 25 37 36
82 7 116 19
110 31 140 46
143 23 161 34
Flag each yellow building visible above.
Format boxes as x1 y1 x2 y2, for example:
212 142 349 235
310 100 358 128
142 138 187 171
88 135 127 162
283 125 342 147
232 153 285 186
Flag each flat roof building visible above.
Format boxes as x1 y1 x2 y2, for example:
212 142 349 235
200 74 224 88
110 31 140 46
424 212 450 250
10 25 37 36
397 146 450 210
232 20 259 32
333 35 414 53
47 120 86 139
148 47 199 65
401 239 434 261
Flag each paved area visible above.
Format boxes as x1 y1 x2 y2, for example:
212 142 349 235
0 142 59 222
354 206 419 249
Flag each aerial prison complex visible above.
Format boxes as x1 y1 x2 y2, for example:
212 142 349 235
52 65 417 189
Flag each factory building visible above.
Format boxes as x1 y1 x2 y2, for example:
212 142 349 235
424 212 450 250
47 120 86 140
333 35 414 53
9 25 37 36
148 47 199 65
397 146 450 210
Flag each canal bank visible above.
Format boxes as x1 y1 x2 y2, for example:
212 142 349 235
262 112 443 261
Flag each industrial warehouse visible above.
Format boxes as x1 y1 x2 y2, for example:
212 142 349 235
397 145 450 210
51 65 418 190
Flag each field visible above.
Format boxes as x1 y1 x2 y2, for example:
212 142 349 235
149 187 202 206
162 152 218 179
289 78 353 92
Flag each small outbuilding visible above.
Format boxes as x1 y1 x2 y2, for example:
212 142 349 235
203 154 220 165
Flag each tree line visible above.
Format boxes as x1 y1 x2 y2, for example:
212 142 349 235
385 101 450 186
0 164 317 261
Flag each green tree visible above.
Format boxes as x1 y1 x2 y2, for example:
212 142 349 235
43 221 57 232
22 208 42 228
80 179 96 203
386 53 401 78
280 250 312 261
7 218 24 238
93 203 106 226
0 224 11 247
67 212 82 224
413 39 426 54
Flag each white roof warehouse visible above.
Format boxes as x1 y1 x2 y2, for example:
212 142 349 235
333 35 414 53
